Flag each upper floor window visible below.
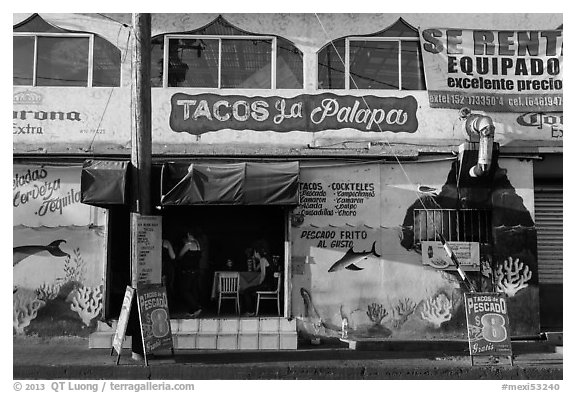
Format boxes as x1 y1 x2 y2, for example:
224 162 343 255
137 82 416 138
13 14 121 87
317 18 425 90
151 16 303 89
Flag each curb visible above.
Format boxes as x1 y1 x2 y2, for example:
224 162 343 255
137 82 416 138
14 362 563 380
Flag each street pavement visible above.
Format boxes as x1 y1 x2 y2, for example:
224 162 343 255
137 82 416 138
13 336 563 380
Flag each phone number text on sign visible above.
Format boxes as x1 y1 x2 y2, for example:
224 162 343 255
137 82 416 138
428 91 563 112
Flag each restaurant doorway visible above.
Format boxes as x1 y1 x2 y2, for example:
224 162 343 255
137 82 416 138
160 205 287 317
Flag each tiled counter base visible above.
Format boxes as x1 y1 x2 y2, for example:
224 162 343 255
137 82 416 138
90 318 297 350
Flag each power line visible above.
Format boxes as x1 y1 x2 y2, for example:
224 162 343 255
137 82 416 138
87 27 132 152
96 13 131 28
314 13 444 212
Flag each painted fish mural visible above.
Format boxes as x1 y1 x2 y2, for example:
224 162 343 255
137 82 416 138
13 240 70 267
299 288 393 339
299 288 341 337
328 241 380 272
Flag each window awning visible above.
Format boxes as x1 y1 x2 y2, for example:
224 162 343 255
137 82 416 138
161 162 299 206
81 160 130 207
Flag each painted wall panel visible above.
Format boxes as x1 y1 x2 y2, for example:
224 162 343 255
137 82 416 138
292 158 539 341
13 165 107 337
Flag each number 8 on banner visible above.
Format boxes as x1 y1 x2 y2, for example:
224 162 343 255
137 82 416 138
481 313 507 342
150 308 170 338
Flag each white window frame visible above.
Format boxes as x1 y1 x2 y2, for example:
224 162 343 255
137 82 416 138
162 35 277 89
324 36 421 90
13 32 96 87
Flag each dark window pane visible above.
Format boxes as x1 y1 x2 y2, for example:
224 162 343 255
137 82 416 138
13 36 34 85
221 39 272 89
317 38 345 89
36 36 89 86
169 38 218 88
350 40 399 90
92 35 121 87
150 36 164 87
401 41 426 90
276 37 303 89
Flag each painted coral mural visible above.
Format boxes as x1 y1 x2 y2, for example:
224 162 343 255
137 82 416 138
292 158 538 341
13 165 107 337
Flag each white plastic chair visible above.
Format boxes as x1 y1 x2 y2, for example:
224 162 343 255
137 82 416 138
256 272 282 316
217 271 240 315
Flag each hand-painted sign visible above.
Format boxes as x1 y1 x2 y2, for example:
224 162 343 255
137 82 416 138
169 93 418 135
13 165 92 227
516 112 563 139
137 285 173 354
464 292 512 357
422 241 480 271
294 164 380 228
420 28 563 112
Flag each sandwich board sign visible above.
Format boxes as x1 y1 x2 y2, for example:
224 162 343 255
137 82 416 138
464 292 513 366
111 286 135 364
136 285 174 356
111 285 174 365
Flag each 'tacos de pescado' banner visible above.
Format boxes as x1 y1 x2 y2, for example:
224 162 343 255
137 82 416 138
420 28 563 112
169 93 418 135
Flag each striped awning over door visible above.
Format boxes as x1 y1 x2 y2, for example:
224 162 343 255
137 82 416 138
534 185 563 284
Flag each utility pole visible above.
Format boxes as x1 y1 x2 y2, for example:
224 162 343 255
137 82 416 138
130 12 152 360
131 12 152 216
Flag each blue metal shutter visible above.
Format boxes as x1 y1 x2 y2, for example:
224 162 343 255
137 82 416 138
535 185 563 284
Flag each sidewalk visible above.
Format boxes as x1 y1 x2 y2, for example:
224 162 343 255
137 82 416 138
13 336 563 380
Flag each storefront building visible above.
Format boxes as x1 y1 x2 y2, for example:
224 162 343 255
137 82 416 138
13 13 562 349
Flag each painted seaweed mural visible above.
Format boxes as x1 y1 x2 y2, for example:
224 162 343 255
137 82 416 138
13 229 105 337
399 150 539 336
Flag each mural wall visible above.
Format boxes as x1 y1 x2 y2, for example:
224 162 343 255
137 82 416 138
291 158 537 341
13 165 107 337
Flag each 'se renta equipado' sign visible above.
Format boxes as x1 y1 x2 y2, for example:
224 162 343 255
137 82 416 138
420 29 563 112
464 292 512 357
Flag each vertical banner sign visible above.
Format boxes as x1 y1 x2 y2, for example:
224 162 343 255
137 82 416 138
112 286 135 362
137 285 173 354
420 28 563 112
131 214 162 287
464 292 512 359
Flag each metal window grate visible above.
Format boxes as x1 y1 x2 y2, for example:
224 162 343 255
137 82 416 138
413 209 492 244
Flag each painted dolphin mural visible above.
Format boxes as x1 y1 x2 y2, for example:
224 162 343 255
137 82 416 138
328 241 380 272
13 239 70 267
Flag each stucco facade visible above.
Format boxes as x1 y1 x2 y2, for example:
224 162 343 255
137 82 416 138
13 13 562 345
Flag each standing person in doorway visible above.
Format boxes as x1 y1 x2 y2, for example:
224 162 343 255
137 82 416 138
241 246 274 316
176 227 204 318
196 228 211 309
161 239 176 306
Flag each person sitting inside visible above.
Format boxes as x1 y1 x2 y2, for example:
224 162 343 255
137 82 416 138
241 246 275 316
175 228 204 318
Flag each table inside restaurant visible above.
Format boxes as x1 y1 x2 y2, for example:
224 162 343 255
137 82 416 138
211 271 261 300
